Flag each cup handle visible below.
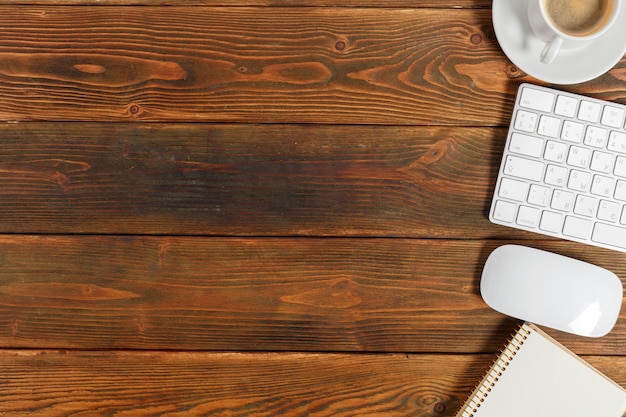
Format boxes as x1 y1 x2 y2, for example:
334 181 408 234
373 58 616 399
540 36 563 64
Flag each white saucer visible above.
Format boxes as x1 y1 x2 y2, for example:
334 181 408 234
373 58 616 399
493 0 626 84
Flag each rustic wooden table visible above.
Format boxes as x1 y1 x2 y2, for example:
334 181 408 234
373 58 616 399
1 1 625 415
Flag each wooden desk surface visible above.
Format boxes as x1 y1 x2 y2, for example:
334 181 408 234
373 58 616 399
1 1 625 415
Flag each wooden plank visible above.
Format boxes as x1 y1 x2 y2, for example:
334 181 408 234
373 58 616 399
0 236 624 354
0 0 492 6
0 123 506 236
0 351 503 416
0 122 499 236
0 349 623 416
2 7 624 124
0 7 500 124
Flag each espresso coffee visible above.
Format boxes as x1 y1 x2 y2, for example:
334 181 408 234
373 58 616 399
543 0 614 36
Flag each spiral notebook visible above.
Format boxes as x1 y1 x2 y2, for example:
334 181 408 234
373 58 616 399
455 322 626 417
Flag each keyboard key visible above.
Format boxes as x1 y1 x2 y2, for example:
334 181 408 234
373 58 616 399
503 155 544 181
591 175 616 197
514 110 538 132
551 189 574 212
544 164 568 186
592 222 626 250
544 140 567 163
567 169 591 192
539 211 564 233
590 151 614 174
563 216 592 239
520 87 554 112
517 205 540 228
538 115 560 137
528 184 551 206
601 105 624 128
578 100 601 123
574 195 597 217
509 133 543 157
492 200 516 222
498 177 528 201
561 120 584 143
567 146 590 168
616 181 626 201
608 131 626 154
616 156 626 177
555 95 577 118
597 200 620 222
583 126 607 148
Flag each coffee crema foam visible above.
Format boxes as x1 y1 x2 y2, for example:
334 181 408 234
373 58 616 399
544 0 614 36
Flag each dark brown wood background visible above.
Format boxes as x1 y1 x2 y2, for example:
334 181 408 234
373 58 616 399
1 1 625 415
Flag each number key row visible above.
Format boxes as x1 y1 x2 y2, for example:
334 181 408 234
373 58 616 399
513 109 626 151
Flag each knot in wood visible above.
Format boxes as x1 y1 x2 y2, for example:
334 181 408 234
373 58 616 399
420 140 449 165
507 64 526 79
470 33 483 45
127 103 143 118
433 402 446 414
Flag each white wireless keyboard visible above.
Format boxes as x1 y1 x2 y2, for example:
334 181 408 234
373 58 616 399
490 83 626 253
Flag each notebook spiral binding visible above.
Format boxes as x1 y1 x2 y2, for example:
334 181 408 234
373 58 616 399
456 324 532 417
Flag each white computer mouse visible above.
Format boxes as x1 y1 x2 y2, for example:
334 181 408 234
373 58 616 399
480 245 623 338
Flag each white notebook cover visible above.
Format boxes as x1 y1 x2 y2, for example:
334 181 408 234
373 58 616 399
456 322 626 417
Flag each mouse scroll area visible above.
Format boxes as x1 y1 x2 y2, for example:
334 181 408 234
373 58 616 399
480 245 623 338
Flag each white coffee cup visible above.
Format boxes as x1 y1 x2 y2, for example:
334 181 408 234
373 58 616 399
528 0 621 64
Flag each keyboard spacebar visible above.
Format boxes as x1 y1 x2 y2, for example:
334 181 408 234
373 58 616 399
592 223 626 249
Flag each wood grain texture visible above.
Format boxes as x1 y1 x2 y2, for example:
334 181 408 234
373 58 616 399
0 236 624 354
0 0 491 6
0 123 506 236
0 349 624 416
2 7 624 124
0 7 502 124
